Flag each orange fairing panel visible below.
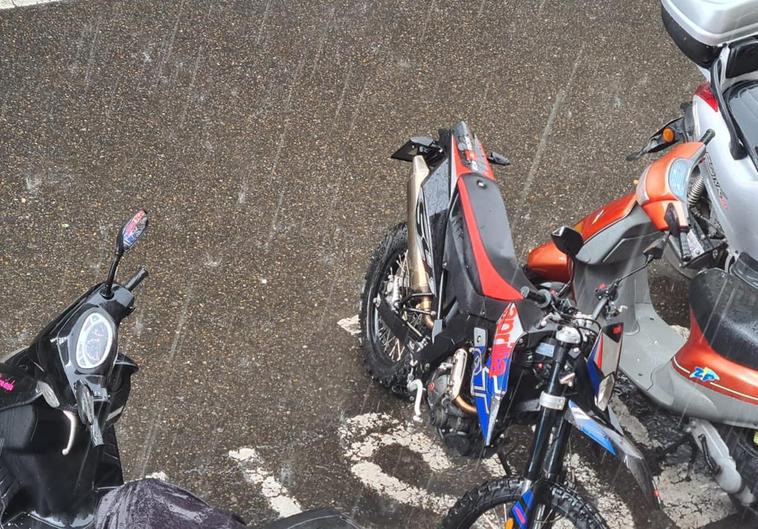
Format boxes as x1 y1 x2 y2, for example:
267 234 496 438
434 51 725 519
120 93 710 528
526 193 636 283
673 313 758 405
527 241 571 283
636 142 703 231
575 193 637 241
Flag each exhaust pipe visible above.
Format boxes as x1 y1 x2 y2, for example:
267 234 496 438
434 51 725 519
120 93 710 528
688 419 755 505
449 349 477 415
407 155 434 329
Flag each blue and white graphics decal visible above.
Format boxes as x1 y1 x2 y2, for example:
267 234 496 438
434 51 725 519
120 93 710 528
471 303 523 446
690 366 720 383
567 401 617 456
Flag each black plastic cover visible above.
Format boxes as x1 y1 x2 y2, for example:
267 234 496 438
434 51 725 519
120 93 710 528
661 6 720 67
689 267 758 369
0 361 42 413
95 480 247 529
726 80 758 162
95 480 362 529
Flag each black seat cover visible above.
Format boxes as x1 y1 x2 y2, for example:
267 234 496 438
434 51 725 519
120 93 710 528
689 268 758 370
96 479 362 529
458 173 533 298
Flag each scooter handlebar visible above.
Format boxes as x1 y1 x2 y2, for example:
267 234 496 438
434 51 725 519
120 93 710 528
124 267 149 292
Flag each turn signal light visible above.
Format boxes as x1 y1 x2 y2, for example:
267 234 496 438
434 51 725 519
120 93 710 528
662 127 675 143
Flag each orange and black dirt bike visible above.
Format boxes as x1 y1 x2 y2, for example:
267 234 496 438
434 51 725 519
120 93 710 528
360 122 660 529
526 127 758 512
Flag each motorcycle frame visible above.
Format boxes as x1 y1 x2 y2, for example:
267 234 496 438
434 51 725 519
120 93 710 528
390 124 660 512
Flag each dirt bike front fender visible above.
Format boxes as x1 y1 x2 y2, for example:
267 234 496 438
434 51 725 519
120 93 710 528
565 400 662 509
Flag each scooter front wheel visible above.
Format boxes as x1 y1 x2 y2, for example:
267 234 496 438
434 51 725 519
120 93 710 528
440 477 609 529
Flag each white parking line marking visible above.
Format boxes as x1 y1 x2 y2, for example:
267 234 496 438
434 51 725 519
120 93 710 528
339 412 457 511
0 0 61 9
146 471 169 481
338 319 733 526
337 314 361 336
229 448 303 517
339 411 632 523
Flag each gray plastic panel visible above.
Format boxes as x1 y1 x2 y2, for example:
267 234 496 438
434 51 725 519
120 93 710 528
663 0 758 46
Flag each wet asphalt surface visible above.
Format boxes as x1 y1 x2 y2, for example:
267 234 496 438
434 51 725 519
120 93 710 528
0 1 753 528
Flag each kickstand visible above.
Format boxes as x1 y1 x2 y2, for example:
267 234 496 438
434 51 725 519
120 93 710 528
656 434 699 481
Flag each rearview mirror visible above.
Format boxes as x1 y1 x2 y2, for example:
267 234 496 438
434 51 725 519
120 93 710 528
117 210 148 256
551 226 584 259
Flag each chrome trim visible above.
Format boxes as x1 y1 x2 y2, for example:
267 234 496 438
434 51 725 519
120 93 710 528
539 392 566 410
61 410 78 456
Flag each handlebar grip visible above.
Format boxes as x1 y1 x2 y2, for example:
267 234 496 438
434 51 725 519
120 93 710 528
520 286 551 308
124 267 149 292
700 129 715 145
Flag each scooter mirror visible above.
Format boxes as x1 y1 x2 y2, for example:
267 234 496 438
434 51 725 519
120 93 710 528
551 226 584 258
117 210 148 256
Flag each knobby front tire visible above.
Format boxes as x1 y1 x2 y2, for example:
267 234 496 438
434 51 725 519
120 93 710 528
440 477 609 529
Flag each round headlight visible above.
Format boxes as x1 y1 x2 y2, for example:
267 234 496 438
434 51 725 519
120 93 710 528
75 311 114 370
668 158 690 203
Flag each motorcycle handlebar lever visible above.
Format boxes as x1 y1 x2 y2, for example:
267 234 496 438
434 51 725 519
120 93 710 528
124 267 149 292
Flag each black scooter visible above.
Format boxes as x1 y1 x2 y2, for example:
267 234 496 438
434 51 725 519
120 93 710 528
0 211 360 529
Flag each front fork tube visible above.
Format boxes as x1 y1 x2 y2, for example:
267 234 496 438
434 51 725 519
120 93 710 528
544 418 572 482
520 343 571 528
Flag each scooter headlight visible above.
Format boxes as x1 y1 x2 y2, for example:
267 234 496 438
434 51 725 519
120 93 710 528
75 311 115 370
668 158 691 204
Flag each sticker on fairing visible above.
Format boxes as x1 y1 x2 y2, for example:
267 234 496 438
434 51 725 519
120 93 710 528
567 401 617 456
690 366 720 383
0 377 15 392
471 303 523 445
510 487 534 529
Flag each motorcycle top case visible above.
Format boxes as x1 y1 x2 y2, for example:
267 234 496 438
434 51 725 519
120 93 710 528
95 479 362 529
662 0 758 65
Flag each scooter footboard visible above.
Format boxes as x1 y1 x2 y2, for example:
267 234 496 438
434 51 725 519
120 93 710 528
565 401 661 509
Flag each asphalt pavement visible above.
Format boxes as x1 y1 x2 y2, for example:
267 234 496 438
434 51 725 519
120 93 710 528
0 1 753 528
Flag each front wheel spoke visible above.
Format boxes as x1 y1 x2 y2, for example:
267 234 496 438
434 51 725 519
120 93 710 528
390 339 404 361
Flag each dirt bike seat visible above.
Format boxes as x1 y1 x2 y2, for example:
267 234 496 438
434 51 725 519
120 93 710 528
456 172 532 302
688 267 758 370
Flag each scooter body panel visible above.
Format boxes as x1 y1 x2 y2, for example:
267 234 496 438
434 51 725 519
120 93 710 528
527 193 758 426
693 89 758 257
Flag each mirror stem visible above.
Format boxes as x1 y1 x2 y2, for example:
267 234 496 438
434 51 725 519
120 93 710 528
103 252 122 299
